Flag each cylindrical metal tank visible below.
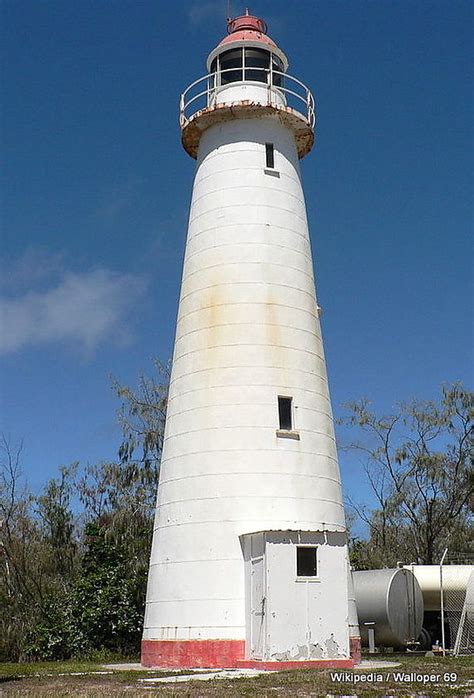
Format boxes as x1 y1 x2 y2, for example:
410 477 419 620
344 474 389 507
464 571 474 624
353 568 424 647
403 565 474 611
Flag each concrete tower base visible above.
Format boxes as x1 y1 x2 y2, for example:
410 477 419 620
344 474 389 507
141 639 355 669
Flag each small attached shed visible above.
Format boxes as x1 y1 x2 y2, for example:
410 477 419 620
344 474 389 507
240 530 350 661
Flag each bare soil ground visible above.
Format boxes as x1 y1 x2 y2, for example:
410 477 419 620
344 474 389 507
0 653 472 697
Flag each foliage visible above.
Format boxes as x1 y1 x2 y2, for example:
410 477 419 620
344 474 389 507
342 383 473 567
71 522 144 656
23 521 145 659
111 358 170 485
0 360 170 661
0 437 72 660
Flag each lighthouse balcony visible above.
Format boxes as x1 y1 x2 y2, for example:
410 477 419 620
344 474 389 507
180 68 315 160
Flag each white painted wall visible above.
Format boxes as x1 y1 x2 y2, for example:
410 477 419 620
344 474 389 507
143 112 349 648
242 531 350 660
212 82 286 108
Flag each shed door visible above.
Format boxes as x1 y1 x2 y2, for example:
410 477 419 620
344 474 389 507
250 556 265 658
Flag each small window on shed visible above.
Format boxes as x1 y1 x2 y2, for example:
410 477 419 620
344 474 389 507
278 396 292 430
265 143 275 169
297 546 318 577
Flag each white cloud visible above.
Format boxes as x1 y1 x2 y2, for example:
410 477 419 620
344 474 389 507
0 268 146 356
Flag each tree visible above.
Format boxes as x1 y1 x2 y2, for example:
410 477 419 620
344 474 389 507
0 359 171 661
69 522 144 656
111 358 169 487
35 463 78 582
0 438 81 660
341 383 473 567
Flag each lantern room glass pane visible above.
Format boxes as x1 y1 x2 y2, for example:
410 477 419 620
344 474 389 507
244 48 270 83
219 48 243 84
272 55 284 88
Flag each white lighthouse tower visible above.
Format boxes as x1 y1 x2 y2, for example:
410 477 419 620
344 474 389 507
142 11 359 669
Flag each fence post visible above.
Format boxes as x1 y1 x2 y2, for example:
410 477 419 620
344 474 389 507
440 548 448 656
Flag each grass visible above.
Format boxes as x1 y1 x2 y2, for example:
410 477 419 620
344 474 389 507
0 653 472 697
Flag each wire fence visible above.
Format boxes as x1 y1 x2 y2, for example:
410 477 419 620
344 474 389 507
441 551 474 656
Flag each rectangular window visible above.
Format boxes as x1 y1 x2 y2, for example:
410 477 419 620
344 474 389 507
278 396 292 431
265 142 275 169
296 546 318 577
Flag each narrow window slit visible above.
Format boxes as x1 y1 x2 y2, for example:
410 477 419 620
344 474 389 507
265 143 275 169
278 396 292 430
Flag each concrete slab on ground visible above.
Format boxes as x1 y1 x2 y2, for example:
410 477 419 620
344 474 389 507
358 660 401 669
139 669 272 683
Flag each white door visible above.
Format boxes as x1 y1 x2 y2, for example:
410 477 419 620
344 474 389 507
250 556 265 658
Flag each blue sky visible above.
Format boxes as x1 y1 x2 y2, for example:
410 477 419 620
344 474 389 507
1 1 472 520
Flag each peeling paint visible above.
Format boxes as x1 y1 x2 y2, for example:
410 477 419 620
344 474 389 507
309 643 324 659
270 645 308 661
270 638 342 662
325 633 341 658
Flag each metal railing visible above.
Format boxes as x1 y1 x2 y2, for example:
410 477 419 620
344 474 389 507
179 67 315 129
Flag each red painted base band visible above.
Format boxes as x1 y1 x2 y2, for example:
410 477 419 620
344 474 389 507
141 640 355 670
141 639 245 668
349 636 362 665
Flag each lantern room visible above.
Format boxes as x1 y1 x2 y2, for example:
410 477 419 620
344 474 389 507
206 11 288 88
179 11 315 160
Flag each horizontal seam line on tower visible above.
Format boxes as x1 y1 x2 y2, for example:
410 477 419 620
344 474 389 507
194 168 301 188
155 519 345 531
177 301 318 323
173 343 324 363
159 472 342 487
200 151 299 167
191 179 304 196
162 425 335 442
186 221 310 242
170 365 328 385
174 322 322 343
165 404 332 421
148 558 240 566
181 260 315 283
166 384 329 405
167 401 271 414
159 449 338 463
190 186 305 207
189 204 306 225
179 281 318 305
202 146 282 158
157 495 344 507
184 242 312 265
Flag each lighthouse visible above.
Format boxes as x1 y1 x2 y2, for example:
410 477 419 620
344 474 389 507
142 11 359 669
